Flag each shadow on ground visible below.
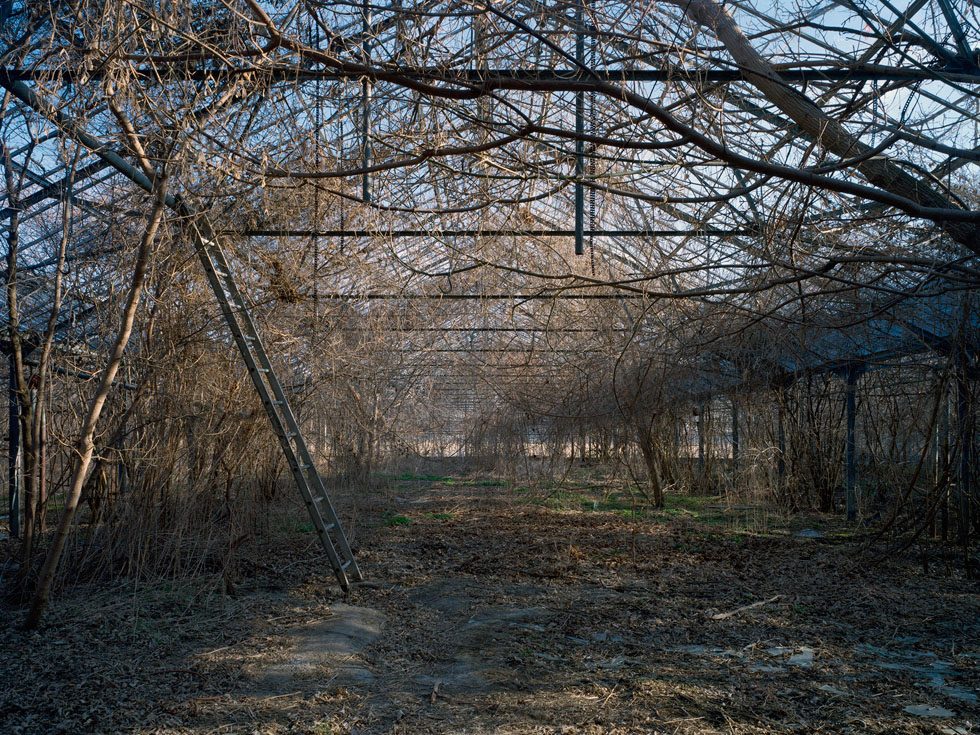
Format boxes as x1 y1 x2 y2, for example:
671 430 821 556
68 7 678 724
2 476 978 734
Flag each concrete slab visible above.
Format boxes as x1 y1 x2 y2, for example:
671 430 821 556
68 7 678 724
255 603 384 694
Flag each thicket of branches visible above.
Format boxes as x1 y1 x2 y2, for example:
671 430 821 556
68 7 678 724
0 0 977 620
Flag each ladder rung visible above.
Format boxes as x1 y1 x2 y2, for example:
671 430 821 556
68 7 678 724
201 242 358 593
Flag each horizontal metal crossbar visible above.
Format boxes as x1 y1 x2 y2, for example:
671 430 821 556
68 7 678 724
3 66 977 85
228 228 753 238
311 293 646 299
336 327 632 332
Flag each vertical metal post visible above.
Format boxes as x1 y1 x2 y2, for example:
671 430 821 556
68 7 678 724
730 396 739 483
7 356 21 538
937 379 950 540
845 365 859 522
311 16 322 322
361 0 372 204
574 1 585 255
673 417 680 464
32 382 46 531
697 403 705 473
776 390 786 486
956 362 973 545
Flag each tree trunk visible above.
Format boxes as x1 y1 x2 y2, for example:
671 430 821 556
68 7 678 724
635 423 665 508
24 184 167 629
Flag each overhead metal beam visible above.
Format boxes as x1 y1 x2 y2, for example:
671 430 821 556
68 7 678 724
2 66 977 85
335 326 632 332
309 293 645 299
383 348 607 353
227 228 752 238
0 160 113 221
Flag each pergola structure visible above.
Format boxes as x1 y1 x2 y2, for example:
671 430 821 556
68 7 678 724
1 1 978 607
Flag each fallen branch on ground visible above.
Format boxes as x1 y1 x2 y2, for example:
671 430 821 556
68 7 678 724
710 595 781 620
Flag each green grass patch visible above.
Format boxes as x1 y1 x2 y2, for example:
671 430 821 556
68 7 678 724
394 472 453 483
664 494 714 512
458 478 507 487
383 513 412 527
590 490 646 512
608 506 653 519
534 487 653 515
534 489 592 510
652 494 730 526
520 483 777 532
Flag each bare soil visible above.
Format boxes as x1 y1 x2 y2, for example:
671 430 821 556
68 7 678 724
1 475 978 734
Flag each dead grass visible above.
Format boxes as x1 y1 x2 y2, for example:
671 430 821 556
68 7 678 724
1 473 977 734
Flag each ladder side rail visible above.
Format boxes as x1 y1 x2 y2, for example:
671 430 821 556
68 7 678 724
191 228 353 588
205 241 335 510
201 235 310 444
309 470 363 580
199 235 357 537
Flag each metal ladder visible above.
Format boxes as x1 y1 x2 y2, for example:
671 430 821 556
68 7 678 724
190 221 362 591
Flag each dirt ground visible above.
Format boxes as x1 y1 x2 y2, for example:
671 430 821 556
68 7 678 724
1 474 978 734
